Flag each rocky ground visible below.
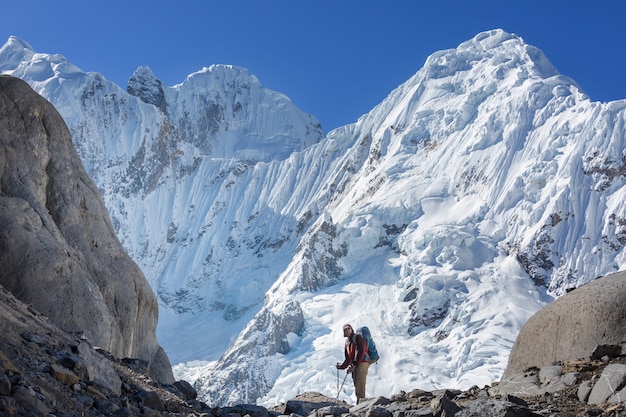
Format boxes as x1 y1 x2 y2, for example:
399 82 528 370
0 284 208 416
1 281 625 416
493 357 626 416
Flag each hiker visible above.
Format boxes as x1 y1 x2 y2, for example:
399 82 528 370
336 323 370 404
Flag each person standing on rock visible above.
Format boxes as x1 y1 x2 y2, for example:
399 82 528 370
336 324 370 404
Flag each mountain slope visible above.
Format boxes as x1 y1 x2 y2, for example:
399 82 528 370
0 35 325 362
194 29 626 405
2 29 626 406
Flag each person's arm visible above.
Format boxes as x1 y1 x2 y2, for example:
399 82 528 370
336 346 351 369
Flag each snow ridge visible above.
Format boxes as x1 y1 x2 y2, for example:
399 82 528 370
2 29 626 407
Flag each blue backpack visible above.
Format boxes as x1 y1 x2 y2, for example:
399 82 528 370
357 326 380 364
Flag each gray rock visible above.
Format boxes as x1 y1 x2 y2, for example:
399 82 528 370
221 403 269 417
310 404 350 417
385 401 431 416
0 374 11 396
503 271 626 378
576 381 593 403
392 409 434 417
538 365 562 384
349 397 393 417
591 344 623 360
456 398 531 417
588 363 626 405
429 395 461 417
12 385 52 415
489 371 542 397
492 364 581 398
285 397 338 416
609 385 626 403
351 396 393 410
173 379 198 400
577 380 593 403
76 341 122 395
49 363 80 386
561 372 580 386
0 75 173 384
137 389 165 411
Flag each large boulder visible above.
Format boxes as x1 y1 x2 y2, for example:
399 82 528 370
503 271 626 378
0 75 173 383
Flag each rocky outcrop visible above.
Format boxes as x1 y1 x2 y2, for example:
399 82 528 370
266 369 626 417
0 75 173 384
127 66 167 112
503 270 626 378
0 284 207 416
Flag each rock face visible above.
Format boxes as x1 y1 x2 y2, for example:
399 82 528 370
503 270 626 378
0 75 173 384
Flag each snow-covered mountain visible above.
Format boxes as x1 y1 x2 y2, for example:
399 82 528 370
2 29 626 407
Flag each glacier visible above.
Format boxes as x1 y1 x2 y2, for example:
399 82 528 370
2 29 626 406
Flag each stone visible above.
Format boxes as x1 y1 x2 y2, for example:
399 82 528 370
609 385 626 404
538 365 562 384
591 344 623 360
137 389 165 411
50 363 80 386
221 403 269 417
588 364 626 405
577 380 593 403
489 371 542 397
12 385 52 415
393 409 434 417
284 393 341 416
429 395 461 417
456 398 531 417
561 372 580 386
349 397 393 417
0 351 18 373
311 404 351 417
76 341 122 396
173 379 198 400
503 271 626 378
408 389 433 400
0 374 11 396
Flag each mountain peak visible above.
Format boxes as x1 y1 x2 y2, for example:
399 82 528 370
179 63 263 92
5 36 35 51
419 28 559 83
127 65 166 111
0 36 35 71
461 28 518 50
467 29 560 79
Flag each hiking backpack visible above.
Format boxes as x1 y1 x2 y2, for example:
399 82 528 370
357 326 380 364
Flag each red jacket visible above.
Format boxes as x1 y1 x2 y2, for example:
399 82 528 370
338 333 368 369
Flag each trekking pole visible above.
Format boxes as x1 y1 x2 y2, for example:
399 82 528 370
335 371 349 401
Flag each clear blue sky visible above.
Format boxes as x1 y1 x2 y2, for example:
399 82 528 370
2 1 625 132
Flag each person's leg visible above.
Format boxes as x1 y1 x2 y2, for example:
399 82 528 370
353 362 370 403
